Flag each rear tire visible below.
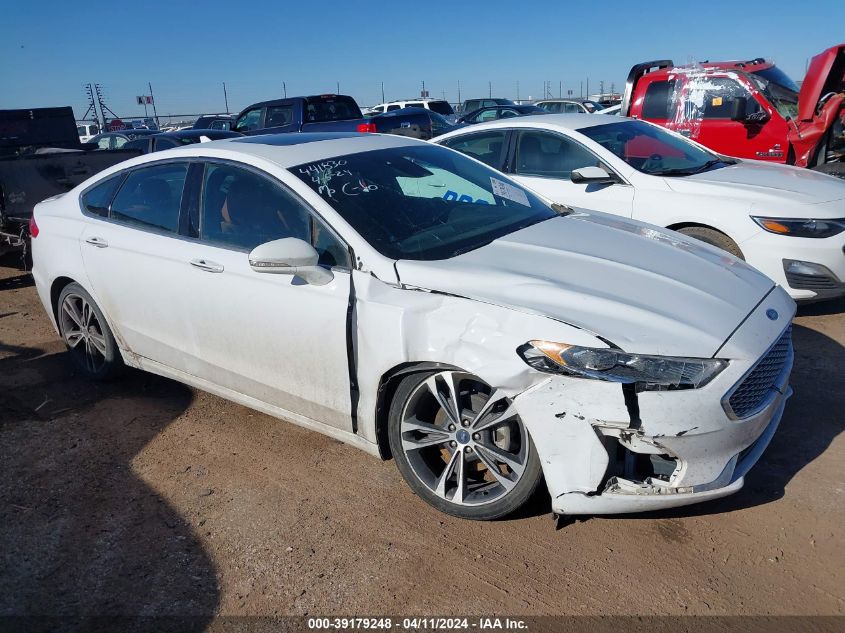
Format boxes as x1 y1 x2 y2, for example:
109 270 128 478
57 283 124 381
388 369 542 520
677 226 744 260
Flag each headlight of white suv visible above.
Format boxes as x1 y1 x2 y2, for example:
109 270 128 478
519 340 727 390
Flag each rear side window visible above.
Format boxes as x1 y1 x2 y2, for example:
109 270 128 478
642 80 676 119
440 130 507 168
386 104 401 112
81 174 124 217
110 163 188 233
303 96 361 122
266 105 294 127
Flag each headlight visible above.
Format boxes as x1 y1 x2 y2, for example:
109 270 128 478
752 216 845 238
519 340 727 390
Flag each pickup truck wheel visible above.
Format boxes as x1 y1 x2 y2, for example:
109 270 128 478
57 283 124 380
388 370 542 521
677 226 744 260
811 162 845 180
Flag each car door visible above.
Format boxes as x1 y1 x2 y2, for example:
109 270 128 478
174 160 354 430
79 160 195 370
506 129 634 216
233 107 264 134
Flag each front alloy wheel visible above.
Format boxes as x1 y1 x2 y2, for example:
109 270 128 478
388 370 542 520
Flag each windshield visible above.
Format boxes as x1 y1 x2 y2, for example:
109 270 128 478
428 101 455 116
292 145 555 260
750 68 799 120
578 120 729 176
583 101 605 112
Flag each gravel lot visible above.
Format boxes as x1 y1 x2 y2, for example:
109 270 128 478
1 257 843 619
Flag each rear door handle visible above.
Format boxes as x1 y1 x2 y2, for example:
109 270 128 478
85 236 108 248
190 258 224 273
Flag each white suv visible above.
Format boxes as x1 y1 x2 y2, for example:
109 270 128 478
364 99 455 118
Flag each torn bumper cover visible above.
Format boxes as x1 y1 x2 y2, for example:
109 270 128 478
511 291 795 516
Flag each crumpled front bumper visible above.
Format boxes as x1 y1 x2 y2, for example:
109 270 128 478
511 285 796 516
552 386 789 515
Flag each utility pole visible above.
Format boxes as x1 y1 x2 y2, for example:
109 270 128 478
516 80 520 102
336 81 340 94
559 81 562 98
580 80 583 98
381 81 385 103
223 82 229 113
599 80 605 97
148 82 159 126
457 80 461 106
488 81 492 98
283 82 287 98
421 80 426 98
586 78 590 99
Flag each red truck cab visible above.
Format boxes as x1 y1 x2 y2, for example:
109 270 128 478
621 45 844 176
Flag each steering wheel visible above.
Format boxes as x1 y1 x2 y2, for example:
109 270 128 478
641 153 664 171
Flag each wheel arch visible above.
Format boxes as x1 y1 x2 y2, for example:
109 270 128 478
373 361 462 461
50 275 78 324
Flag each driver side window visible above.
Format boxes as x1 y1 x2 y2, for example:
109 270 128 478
199 163 350 268
235 108 262 132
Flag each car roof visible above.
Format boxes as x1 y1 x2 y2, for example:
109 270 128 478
156 130 239 139
444 113 618 133
115 132 427 170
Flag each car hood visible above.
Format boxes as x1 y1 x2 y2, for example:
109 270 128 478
395 212 774 358
663 161 845 208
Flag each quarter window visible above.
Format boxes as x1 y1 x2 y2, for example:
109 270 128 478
110 163 188 233
81 174 124 217
515 131 600 179
441 131 507 168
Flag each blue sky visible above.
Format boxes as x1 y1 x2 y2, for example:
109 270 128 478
2 0 843 120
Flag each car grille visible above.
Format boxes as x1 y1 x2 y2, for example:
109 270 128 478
726 326 793 419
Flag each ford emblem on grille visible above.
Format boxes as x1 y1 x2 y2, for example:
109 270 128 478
766 309 779 321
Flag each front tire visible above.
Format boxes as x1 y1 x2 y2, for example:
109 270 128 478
677 226 744 260
57 283 124 380
388 370 542 520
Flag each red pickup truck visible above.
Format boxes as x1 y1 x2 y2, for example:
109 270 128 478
621 44 845 178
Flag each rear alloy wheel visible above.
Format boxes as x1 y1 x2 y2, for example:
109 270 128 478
677 226 744 260
57 283 123 380
388 370 542 520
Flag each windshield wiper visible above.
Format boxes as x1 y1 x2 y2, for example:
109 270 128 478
652 159 725 177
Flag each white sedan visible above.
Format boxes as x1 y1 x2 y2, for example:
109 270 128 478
31 133 794 520
435 114 845 301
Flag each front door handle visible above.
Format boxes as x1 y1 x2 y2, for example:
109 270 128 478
85 236 108 248
190 258 224 273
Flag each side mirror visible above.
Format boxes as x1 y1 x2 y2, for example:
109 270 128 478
248 238 333 286
570 166 616 184
731 97 748 121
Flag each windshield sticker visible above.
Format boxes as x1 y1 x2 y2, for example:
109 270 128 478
490 177 529 207
443 190 489 204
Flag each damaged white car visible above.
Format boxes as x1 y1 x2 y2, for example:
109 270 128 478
30 133 795 520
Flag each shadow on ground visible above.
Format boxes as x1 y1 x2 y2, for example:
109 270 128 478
0 338 220 626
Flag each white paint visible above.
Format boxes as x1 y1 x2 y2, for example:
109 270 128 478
435 114 845 301
30 133 798 517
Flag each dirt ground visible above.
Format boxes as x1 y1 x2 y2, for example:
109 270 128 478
1 257 843 619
